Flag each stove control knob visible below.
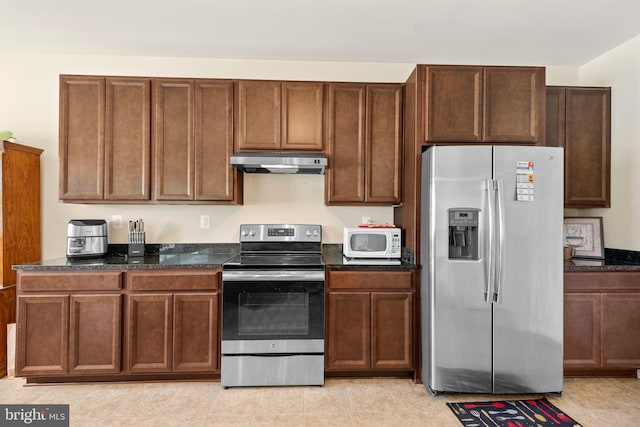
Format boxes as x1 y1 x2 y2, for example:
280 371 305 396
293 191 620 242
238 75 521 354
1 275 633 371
305 230 312 237
241 229 248 237
313 230 319 236
249 229 256 237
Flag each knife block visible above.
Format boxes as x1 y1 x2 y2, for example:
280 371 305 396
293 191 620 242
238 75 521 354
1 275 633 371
128 231 145 258
128 243 144 258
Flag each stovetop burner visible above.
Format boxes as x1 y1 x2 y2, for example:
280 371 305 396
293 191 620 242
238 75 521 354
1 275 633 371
224 253 324 269
223 224 324 270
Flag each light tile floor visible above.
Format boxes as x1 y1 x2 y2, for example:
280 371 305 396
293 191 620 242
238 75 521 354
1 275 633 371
0 376 638 426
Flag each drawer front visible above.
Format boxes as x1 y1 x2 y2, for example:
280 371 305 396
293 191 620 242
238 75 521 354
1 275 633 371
328 270 413 290
565 271 640 292
127 269 219 291
18 271 122 292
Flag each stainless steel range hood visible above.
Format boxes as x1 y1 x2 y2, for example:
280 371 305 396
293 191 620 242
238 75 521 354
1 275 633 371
230 152 327 174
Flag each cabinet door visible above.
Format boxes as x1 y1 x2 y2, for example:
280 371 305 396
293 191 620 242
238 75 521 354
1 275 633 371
483 67 544 143
16 296 69 376
325 83 366 204
601 293 640 368
105 78 151 200
69 294 121 374
236 80 281 150
126 294 172 373
194 80 239 202
154 79 194 200
564 87 611 208
545 87 565 148
173 293 219 372
59 76 105 200
326 292 370 370
366 85 403 204
371 292 412 370
424 66 483 142
563 293 601 369
282 82 324 150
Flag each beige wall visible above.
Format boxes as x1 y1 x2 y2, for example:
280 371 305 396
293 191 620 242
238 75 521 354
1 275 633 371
0 53 580 259
574 35 640 251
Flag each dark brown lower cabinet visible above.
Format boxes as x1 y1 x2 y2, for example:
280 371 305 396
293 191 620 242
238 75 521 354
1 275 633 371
564 272 640 376
17 295 69 376
125 269 220 375
326 270 414 373
16 271 123 377
126 294 172 373
16 269 220 382
327 292 370 370
125 292 218 373
69 294 121 374
17 293 122 376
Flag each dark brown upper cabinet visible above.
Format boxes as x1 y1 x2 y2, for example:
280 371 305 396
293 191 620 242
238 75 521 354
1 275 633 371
423 65 545 144
60 75 239 204
235 80 324 151
546 86 611 208
153 78 240 204
60 76 151 202
153 79 194 201
325 83 402 205
60 75 105 201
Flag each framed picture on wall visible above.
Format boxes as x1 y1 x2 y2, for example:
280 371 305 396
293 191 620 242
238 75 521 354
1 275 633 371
563 216 605 259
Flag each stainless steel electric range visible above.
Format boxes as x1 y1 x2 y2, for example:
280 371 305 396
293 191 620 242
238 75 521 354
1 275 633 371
221 224 325 388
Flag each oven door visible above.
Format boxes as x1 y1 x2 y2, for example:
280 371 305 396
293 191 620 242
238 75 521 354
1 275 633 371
221 269 324 353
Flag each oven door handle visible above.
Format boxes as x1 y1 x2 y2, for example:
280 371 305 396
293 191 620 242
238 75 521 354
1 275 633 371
222 270 325 282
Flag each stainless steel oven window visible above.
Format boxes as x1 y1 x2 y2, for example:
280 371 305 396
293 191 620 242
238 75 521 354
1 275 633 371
238 291 310 336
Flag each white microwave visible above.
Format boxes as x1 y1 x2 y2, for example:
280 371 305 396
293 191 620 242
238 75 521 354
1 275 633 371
343 227 402 261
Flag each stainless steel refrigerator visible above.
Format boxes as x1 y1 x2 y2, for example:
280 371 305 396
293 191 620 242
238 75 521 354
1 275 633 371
420 145 564 394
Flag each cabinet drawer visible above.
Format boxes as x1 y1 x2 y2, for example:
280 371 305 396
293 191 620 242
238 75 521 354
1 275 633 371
328 270 413 290
18 271 122 292
565 271 640 292
127 269 219 291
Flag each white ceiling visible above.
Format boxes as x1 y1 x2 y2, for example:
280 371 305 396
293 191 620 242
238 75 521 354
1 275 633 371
3 0 640 66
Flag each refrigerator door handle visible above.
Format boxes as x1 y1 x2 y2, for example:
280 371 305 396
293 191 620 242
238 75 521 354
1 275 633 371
494 179 506 303
485 179 496 303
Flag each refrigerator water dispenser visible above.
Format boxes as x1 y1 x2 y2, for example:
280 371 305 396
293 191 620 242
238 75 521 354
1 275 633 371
448 208 479 260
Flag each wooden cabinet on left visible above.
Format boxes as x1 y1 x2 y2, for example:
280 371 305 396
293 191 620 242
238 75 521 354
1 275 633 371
0 141 43 376
16 271 123 376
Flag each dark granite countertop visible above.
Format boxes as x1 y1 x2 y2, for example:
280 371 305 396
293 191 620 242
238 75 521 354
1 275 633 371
322 244 416 270
13 244 240 271
13 243 416 271
564 248 640 272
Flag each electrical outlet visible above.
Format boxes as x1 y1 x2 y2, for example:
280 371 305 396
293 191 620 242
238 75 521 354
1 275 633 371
361 216 372 225
112 214 124 228
200 214 210 229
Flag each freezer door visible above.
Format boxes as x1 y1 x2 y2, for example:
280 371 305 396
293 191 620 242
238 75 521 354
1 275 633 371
421 145 494 393
492 146 564 393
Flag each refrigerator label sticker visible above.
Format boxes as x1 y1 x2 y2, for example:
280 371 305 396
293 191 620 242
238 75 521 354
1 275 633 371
516 161 534 202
